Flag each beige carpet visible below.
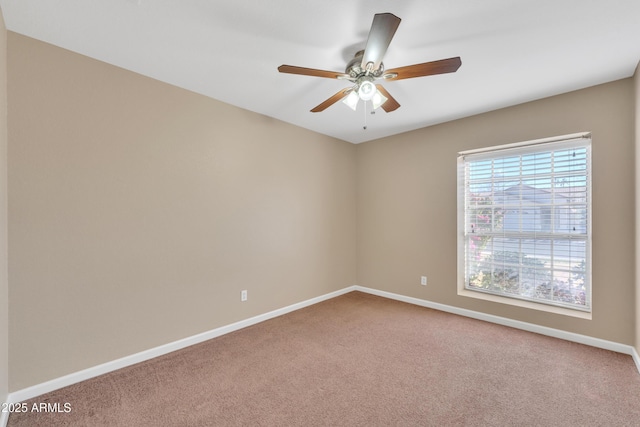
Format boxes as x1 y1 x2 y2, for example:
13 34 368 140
8 291 640 426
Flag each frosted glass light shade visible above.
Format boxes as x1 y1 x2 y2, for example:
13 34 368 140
342 91 359 110
372 90 388 109
358 81 376 101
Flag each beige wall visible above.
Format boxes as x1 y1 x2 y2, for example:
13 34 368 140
635 62 640 356
0 6 9 406
357 79 635 345
8 33 357 390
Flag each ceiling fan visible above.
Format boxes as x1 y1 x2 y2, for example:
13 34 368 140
278 13 461 113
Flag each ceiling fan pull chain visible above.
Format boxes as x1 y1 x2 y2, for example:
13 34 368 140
363 101 368 130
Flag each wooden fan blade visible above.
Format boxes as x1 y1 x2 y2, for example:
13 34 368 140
375 85 400 112
361 13 401 72
384 57 462 81
310 87 354 112
278 65 349 80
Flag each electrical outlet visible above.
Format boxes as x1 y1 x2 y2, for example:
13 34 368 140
241 290 248 301
421 276 427 286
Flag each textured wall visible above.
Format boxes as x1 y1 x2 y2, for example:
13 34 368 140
8 33 357 390
357 79 635 345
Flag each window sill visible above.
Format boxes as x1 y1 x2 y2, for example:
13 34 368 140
457 287 592 320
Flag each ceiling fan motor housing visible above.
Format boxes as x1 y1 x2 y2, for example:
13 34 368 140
346 50 384 79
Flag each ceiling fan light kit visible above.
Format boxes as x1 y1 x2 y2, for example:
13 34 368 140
341 83 387 111
278 12 462 119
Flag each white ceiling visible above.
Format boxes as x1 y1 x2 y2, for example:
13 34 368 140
1 0 639 144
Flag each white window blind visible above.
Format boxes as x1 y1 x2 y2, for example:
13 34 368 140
458 134 591 311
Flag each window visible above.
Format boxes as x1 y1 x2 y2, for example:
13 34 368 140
457 133 591 313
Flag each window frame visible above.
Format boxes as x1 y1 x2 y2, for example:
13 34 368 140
457 132 592 319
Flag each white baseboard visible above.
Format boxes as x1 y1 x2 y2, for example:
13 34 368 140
4 283 638 427
5 286 357 407
632 347 640 375
354 286 640 374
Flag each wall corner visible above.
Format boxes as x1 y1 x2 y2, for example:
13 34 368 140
634 60 640 359
0 2 10 414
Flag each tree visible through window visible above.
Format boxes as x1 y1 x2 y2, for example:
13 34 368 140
458 134 591 312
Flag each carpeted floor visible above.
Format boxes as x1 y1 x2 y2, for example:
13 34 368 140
8 291 640 426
